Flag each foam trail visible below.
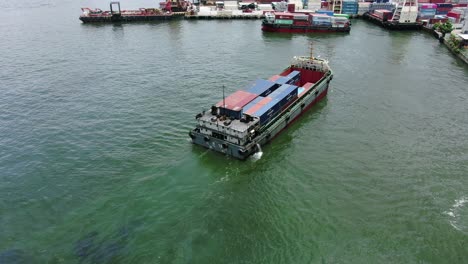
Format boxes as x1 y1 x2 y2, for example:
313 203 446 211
251 144 263 161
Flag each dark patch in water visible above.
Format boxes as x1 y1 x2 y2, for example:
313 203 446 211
91 242 125 264
0 249 32 264
73 231 99 260
73 222 143 263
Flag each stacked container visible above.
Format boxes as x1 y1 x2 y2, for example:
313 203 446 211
342 0 359 14
419 4 437 18
245 79 280 97
253 85 299 125
316 10 335 16
331 16 349 27
216 91 258 119
358 2 371 15
286 71 301 85
373 9 393 20
447 9 463 23
269 84 298 106
435 3 453 15
369 3 395 12
311 14 332 26
274 12 294 25
243 97 273 117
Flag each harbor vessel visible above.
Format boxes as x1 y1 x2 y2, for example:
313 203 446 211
262 12 351 33
189 46 333 160
79 1 183 23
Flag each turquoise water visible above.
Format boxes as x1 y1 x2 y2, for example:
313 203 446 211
1 0 468 263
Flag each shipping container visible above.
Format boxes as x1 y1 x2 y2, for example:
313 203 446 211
373 9 393 20
268 84 298 109
275 76 292 85
286 71 301 85
316 10 335 16
287 3 295 12
334 13 350 18
275 19 294 25
420 4 437 9
274 12 295 19
245 79 280 97
269 75 281 82
253 99 282 125
312 14 332 21
436 3 453 8
242 96 264 113
216 90 258 119
244 96 273 116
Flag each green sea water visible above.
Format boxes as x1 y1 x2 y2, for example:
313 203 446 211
1 0 468 263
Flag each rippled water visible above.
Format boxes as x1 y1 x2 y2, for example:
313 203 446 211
1 0 468 263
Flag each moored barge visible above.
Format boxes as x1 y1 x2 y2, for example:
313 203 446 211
79 2 173 23
189 48 333 160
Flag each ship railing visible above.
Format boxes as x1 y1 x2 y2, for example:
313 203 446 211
291 57 330 72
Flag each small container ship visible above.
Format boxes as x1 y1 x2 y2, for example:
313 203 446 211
262 12 351 33
189 46 333 160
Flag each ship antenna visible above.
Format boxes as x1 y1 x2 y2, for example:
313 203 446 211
222 85 225 109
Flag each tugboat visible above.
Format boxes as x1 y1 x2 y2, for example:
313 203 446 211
189 44 334 160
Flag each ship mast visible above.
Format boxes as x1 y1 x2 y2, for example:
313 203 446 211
309 41 314 59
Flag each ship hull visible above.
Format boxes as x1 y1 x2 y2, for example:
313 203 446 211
190 68 332 160
262 23 350 33
79 14 173 23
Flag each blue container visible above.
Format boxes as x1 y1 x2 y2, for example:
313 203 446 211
316 10 334 16
269 84 298 109
275 76 292 85
286 71 301 84
254 99 282 125
242 96 264 113
245 79 279 97
312 21 332 26
436 3 452 8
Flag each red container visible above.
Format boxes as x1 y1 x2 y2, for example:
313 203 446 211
447 11 461 19
294 20 310 26
321 2 329 8
429 18 448 24
430 0 445 3
287 3 295 13
418 0 431 3
245 97 273 116
216 91 258 111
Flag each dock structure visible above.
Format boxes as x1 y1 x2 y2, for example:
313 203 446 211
363 12 422 30
185 10 265 19
185 14 265 19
